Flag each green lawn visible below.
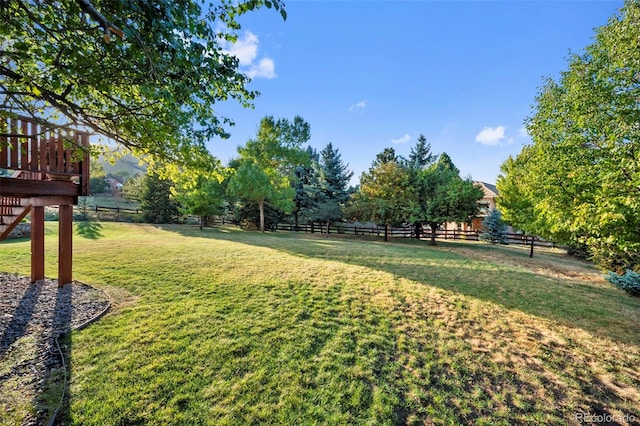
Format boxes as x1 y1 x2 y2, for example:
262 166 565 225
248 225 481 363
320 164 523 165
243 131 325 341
1 222 639 425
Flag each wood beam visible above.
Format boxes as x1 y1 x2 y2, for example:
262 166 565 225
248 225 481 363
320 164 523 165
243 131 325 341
29 196 75 207
0 177 80 197
31 206 45 283
58 204 73 287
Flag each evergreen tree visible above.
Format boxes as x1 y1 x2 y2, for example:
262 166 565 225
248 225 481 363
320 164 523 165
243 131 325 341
606 270 640 296
319 143 354 204
407 134 436 170
406 135 436 239
479 209 508 244
140 172 182 224
292 147 320 228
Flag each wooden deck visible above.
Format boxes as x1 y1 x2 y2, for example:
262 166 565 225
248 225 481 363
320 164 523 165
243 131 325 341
1 115 91 286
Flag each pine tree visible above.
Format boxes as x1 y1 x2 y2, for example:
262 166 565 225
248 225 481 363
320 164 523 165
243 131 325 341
319 142 353 204
140 172 182 224
479 209 508 244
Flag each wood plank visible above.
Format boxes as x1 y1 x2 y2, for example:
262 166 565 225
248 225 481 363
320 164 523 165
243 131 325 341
56 133 64 173
81 134 90 196
10 118 18 168
30 120 39 171
58 204 73 286
48 134 56 173
20 119 29 169
31 206 45 282
0 177 80 197
0 119 7 169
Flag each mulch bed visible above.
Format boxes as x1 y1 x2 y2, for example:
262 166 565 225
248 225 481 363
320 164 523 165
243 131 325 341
0 273 110 425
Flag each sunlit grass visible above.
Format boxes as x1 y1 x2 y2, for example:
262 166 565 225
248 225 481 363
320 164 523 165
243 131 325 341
1 223 639 424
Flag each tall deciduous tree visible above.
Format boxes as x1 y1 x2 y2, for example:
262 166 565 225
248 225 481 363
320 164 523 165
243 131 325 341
171 167 226 230
0 0 285 167
350 148 409 241
419 154 483 246
499 0 640 273
228 160 293 232
231 115 309 231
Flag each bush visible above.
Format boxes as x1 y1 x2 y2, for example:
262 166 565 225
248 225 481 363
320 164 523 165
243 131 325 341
479 209 508 244
606 269 640 296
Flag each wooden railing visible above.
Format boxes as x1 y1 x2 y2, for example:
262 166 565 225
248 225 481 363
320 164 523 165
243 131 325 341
0 115 91 196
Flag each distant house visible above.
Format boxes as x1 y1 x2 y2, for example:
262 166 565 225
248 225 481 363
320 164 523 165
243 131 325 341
105 177 124 192
443 181 499 232
471 181 499 231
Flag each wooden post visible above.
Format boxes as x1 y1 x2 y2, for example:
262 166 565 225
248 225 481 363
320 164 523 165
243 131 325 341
31 206 45 282
58 204 73 287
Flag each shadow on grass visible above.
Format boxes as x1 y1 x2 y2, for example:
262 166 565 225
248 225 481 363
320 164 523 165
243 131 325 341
76 220 104 240
71 224 639 423
163 224 640 346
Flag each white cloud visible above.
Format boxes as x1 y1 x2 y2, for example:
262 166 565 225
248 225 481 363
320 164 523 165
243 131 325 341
475 126 506 146
246 58 276 79
349 100 367 112
227 32 259 65
392 134 411 144
222 31 276 80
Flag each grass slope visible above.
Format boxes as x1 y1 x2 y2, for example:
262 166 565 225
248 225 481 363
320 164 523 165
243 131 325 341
1 223 639 425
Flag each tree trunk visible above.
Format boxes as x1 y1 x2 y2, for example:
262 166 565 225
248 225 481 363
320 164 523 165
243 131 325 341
529 235 534 258
199 215 204 230
294 210 299 230
384 224 389 242
259 199 265 232
414 222 422 240
429 223 438 246
326 221 330 234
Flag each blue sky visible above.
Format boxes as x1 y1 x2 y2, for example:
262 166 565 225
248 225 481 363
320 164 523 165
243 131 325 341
209 0 624 185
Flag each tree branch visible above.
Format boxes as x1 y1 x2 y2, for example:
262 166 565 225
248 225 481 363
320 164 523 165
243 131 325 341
75 0 124 41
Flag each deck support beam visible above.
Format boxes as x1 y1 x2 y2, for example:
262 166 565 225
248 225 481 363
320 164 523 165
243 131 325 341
58 204 73 287
30 206 45 283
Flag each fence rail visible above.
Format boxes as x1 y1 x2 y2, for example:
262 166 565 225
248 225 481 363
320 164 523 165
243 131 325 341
92 205 141 215
239 222 557 248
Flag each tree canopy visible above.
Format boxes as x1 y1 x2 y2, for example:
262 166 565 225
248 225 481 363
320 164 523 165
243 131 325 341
0 0 285 167
229 115 310 231
497 0 640 273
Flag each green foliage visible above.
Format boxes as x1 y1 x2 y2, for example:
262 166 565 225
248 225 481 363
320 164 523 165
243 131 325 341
499 0 640 272
607 270 640 296
295 143 353 230
0 0 285 167
292 146 320 227
231 115 310 231
228 160 294 231
319 142 354 204
121 174 145 202
409 153 483 244
89 160 109 194
479 209 508 244
351 148 410 233
140 171 182 224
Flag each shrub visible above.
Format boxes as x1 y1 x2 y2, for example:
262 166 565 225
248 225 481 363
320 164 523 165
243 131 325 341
479 209 508 244
606 269 640 296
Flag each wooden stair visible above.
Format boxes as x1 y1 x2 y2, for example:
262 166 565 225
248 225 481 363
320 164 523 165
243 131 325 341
0 196 31 241
0 170 47 241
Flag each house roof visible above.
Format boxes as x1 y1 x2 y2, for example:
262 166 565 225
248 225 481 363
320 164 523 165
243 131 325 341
474 181 499 197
